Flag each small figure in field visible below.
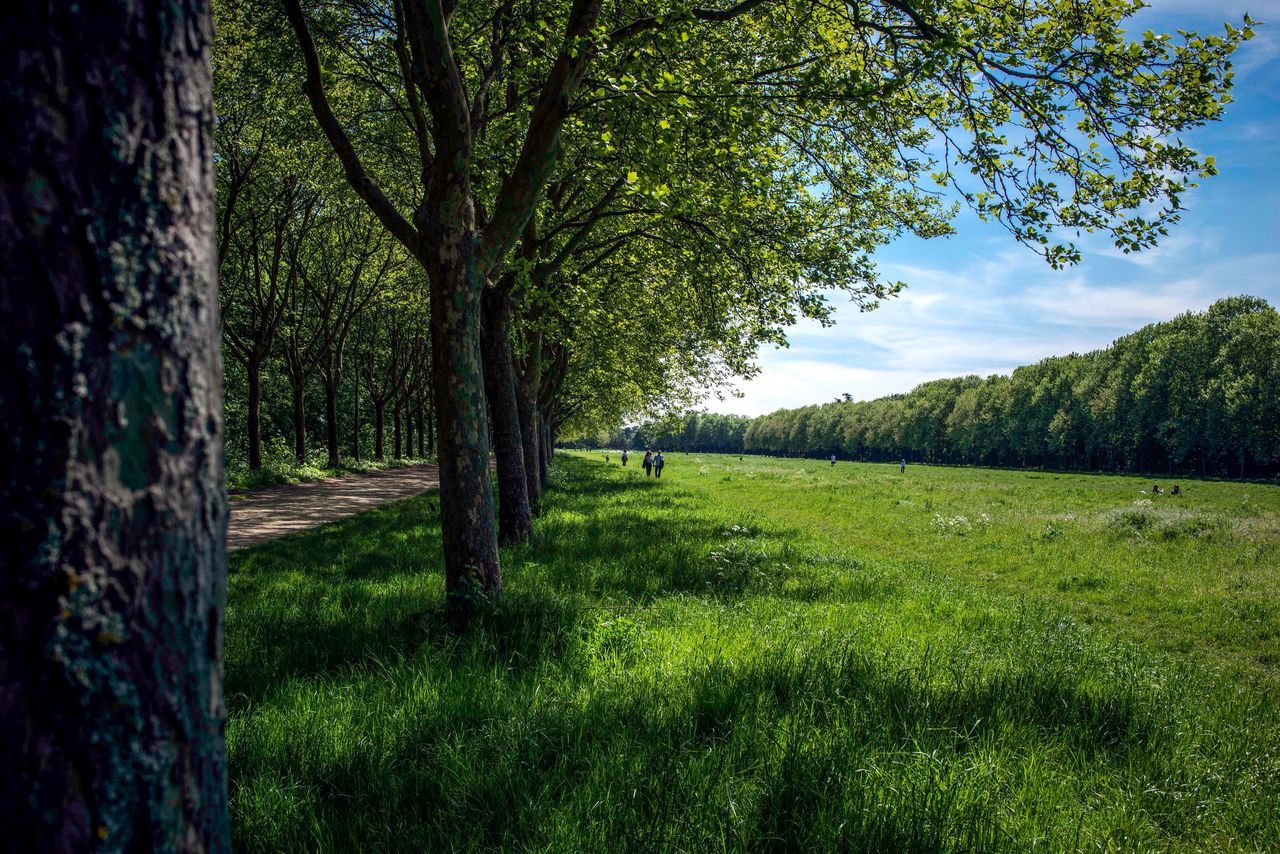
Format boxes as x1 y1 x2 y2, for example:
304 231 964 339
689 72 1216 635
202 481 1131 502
1152 483 1162 495
654 450 666 479
830 453 837 467
899 458 906 473
621 449 629 466
1171 484 1181 495
643 450 654 477
605 453 610 463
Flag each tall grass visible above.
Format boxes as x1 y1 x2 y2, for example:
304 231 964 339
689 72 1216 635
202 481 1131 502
225 454 1280 850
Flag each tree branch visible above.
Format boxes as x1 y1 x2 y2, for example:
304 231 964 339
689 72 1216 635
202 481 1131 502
477 0 604 274
608 0 774 46
282 0 420 250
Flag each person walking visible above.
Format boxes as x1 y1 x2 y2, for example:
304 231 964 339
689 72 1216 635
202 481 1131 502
654 450 666 479
899 457 906 473
621 449 628 467
643 450 654 477
829 453 836 467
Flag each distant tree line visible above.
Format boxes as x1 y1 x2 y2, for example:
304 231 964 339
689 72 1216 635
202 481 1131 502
584 297 1280 478
571 413 752 455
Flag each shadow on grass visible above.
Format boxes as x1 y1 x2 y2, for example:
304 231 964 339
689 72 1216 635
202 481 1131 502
226 455 1206 851
227 458 817 701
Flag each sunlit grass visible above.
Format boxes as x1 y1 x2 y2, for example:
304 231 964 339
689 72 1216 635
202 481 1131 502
225 453 1280 850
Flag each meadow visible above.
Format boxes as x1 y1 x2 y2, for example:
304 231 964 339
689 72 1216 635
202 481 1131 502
225 452 1280 851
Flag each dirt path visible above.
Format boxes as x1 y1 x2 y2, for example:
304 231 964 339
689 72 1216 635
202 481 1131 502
228 463 440 551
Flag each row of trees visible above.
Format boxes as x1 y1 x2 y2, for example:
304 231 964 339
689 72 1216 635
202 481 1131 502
217 5 439 473
258 0 1249 617
595 297 1280 478
583 412 752 454
2 0 1252 846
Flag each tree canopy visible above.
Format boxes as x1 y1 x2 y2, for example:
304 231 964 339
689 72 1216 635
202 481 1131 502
214 0 1250 607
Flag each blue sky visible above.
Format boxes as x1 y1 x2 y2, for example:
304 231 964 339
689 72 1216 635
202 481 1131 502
724 1 1280 417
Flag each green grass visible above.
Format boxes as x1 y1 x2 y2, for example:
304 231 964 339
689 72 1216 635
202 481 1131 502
225 453 1280 851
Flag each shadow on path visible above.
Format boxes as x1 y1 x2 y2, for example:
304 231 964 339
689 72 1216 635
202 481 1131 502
227 463 441 551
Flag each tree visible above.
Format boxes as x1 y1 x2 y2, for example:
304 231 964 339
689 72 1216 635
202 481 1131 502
0 0 230 848
277 194 326 465
1207 297 1280 477
361 303 419 461
220 174 318 468
301 210 398 468
267 0 1243 618
280 0 608 610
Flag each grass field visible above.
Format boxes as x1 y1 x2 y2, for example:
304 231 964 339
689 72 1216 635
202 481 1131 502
225 452 1280 851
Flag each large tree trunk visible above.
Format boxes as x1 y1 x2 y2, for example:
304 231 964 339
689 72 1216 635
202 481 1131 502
324 372 340 468
482 289 531 544
517 338 542 510
247 354 263 470
0 1 230 848
423 206 500 616
374 400 385 461
291 376 306 465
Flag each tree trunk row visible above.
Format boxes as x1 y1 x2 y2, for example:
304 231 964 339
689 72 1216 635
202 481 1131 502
482 289 532 544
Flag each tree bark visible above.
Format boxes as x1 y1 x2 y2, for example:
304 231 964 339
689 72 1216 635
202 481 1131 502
426 402 436 458
517 340 542 511
540 416 552 489
416 400 426 458
323 373 340 468
0 1 230 848
404 397 414 457
374 400 386 461
482 289 532 544
247 355 263 470
291 376 306 465
423 213 500 616
393 400 403 459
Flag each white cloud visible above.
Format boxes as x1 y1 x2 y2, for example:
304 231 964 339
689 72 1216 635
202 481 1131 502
719 249 1280 416
1015 280 1215 327
709 16 1280 421
1144 0 1280 15
1234 29 1280 77
726 360 969 416
1085 227 1221 269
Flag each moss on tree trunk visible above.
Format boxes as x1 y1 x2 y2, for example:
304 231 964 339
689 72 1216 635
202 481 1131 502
482 288 532 543
0 0 230 848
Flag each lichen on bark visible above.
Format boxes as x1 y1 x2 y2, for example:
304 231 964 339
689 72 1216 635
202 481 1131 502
0 0 230 849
